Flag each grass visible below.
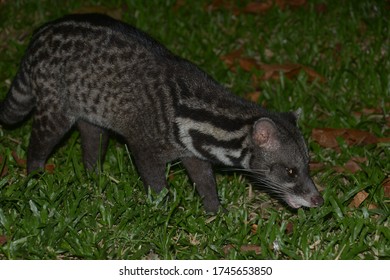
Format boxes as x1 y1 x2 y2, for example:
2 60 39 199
0 0 389 259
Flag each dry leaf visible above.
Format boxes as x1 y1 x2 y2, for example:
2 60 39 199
253 63 326 84
383 178 390 198
220 47 243 71
285 221 294 234
309 161 326 171
311 128 341 149
244 91 262 103
221 48 325 83
223 244 261 255
11 151 26 167
311 128 378 149
0 235 7 246
377 137 390 143
350 190 369 208
242 1 274 14
251 224 258 234
367 203 378 210
275 0 306 10
238 57 258 72
333 157 367 174
315 3 328 14
45 163 56 174
205 0 239 13
173 0 186 11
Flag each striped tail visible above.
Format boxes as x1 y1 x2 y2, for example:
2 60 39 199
0 61 35 125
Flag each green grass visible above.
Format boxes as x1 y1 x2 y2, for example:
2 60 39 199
0 0 389 259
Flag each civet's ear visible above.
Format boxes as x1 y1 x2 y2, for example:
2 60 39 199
252 118 280 150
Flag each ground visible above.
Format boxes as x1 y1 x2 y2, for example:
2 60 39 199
0 0 389 259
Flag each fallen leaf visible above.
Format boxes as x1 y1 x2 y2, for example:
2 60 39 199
311 128 378 149
242 1 274 14
315 3 328 14
333 157 367 174
0 235 7 246
285 221 294 234
251 224 258 234
244 91 262 103
173 0 186 11
11 151 26 167
238 57 258 72
205 0 239 13
377 137 390 143
349 190 369 208
223 244 261 255
311 128 341 149
309 161 326 171
382 178 390 198
275 0 306 10
352 105 389 122
240 244 262 254
221 48 325 84
367 203 378 210
220 47 243 71
253 63 325 84
45 163 56 174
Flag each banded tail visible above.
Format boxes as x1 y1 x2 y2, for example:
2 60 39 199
0 60 35 125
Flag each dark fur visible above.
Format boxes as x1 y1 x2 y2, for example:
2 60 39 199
0 14 323 212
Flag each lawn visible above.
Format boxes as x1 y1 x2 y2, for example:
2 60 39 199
0 0 389 259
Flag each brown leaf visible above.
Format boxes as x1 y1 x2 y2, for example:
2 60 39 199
275 0 306 10
337 157 367 174
368 203 378 210
255 63 325 83
0 235 7 246
311 128 341 149
244 91 262 103
285 221 294 234
45 163 56 174
240 244 262 254
223 244 261 255
220 48 243 71
311 128 378 149
242 1 274 14
251 224 258 234
383 178 390 198
11 151 26 167
309 161 326 171
238 57 259 72
349 190 369 208
205 0 239 13
173 0 186 11
221 49 325 84
352 104 389 120
315 3 328 14
377 137 390 143
344 129 378 146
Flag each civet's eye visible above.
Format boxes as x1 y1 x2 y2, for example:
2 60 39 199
286 167 298 178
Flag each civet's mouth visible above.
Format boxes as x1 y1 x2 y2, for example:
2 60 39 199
285 193 324 209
